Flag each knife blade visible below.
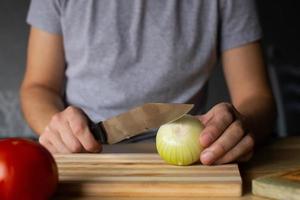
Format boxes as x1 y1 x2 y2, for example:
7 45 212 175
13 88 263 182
89 103 194 144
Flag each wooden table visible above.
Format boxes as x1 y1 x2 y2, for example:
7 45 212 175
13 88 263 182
54 137 300 200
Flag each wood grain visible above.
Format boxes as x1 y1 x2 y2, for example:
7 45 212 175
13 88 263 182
53 137 300 200
54 153 242 197
252 168 300 200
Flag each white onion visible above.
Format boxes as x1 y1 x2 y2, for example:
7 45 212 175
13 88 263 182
156 114 204 166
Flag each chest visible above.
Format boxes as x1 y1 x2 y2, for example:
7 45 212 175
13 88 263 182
60 0 219 55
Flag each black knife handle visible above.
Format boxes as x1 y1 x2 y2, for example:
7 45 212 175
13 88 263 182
88 120 108 144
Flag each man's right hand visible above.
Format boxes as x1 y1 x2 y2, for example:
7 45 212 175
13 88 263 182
39 106 102 154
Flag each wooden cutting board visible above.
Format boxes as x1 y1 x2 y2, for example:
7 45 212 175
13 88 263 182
54 153 242 197
252 168 300 199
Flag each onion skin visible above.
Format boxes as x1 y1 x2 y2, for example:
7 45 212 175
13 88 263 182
156 115 204 166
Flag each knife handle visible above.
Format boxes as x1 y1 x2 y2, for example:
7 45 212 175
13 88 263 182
88 121 108 144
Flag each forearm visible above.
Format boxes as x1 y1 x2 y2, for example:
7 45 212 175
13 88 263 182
221 42 277 144
20 84 65 135
234 94 276 144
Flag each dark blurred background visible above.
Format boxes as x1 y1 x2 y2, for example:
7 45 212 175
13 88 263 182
256 0 300 136
0 0 299 138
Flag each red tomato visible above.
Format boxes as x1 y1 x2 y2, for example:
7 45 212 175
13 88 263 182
0 138 58 200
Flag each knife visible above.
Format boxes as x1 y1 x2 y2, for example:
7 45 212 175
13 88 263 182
88 103 194 144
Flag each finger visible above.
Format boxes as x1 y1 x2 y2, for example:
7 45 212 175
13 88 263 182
58 121 84 153
197 114 211 125
213 134 254 164
44 141 58 154
46 126 72 153
69 119 102 153
65 106 102 152
200 103 235 124
200 109 234 147
39 135 58 154
75 126 102 153
200 120 245 165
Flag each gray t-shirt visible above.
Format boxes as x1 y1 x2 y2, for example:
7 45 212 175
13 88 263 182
27 0 262 123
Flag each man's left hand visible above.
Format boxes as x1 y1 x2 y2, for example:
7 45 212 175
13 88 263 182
197 102 254 165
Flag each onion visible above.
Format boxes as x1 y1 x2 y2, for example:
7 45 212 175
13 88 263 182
156 114 204 166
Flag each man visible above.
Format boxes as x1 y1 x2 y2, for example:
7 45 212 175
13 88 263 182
20 0 276 165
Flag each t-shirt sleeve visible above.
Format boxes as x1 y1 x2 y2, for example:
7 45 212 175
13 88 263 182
26 0 62 34
219 0 262 52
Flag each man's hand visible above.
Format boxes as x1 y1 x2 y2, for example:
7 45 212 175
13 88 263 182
39 106 102 154
197 103 254 165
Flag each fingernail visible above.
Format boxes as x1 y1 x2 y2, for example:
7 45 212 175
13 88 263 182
201 150 214 164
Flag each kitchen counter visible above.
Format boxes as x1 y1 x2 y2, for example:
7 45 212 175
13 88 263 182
54 137 300 200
